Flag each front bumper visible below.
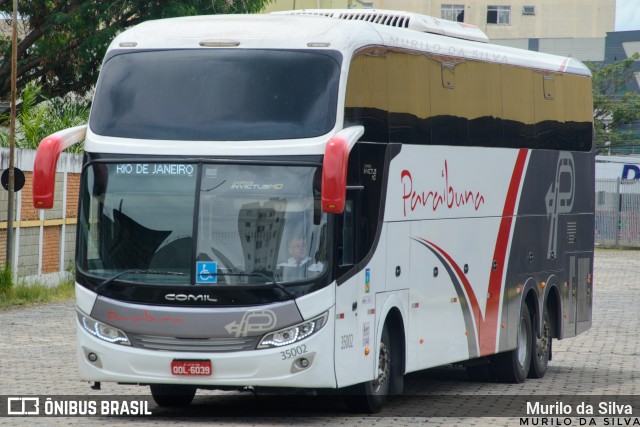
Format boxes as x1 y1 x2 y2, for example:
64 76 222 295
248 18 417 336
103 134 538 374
76 306 336 389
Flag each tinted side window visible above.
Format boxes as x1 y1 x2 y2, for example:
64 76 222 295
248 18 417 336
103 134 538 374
344 49 389 143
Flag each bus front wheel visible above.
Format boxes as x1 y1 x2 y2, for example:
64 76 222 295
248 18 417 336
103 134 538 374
344 325 394 413
149 384 197 407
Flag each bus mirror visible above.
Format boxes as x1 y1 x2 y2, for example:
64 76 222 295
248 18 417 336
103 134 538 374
321 126 364 214
33 125 87 209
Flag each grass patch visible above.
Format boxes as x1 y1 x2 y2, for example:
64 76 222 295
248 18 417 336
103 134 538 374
0 266 12 296
0 274 75 310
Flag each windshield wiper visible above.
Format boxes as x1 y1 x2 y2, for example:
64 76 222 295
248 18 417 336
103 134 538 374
216 270 296 299
94 269 188 294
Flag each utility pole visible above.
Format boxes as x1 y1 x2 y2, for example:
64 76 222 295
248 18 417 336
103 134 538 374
6 0 18 270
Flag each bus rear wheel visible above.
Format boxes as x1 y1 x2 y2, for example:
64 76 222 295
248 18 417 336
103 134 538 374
149 384 197 407
528 307 551 379
344 325 393 413
493 304 532 383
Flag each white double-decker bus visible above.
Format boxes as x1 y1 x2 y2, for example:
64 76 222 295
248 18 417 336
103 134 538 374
33 10 594 413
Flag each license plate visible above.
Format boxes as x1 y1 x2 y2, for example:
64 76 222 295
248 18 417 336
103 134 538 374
171 359 212 376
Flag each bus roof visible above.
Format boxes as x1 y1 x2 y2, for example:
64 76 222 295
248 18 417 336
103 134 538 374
109 13 382 54
109 11 590 76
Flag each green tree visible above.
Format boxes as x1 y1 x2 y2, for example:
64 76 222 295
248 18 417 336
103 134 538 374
0 81 89 152
0 0 271 101
588 53 640 151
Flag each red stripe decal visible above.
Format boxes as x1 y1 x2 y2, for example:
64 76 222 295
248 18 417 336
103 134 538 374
481 148 528 355
417 237 481 328
417 149 528 356
557 58 569 73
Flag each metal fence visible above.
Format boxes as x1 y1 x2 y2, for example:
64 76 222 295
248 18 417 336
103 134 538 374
595 178 640 248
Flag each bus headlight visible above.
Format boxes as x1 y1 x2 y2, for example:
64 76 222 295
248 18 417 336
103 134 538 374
257 311 328 349
77 310 131 346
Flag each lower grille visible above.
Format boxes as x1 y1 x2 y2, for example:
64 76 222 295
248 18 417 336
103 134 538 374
129 334 260 352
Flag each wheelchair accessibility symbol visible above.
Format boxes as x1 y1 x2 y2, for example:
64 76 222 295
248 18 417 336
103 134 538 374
196 261 217 284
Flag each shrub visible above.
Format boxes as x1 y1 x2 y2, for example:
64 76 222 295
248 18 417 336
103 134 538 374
0 82 89 153
0 266 13 298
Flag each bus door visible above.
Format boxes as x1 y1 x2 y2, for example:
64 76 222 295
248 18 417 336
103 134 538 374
333 142 389 386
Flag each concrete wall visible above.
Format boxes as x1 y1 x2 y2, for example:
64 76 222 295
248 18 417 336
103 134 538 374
0 148 82 283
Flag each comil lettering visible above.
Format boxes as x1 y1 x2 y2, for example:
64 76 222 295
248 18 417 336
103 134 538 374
401 161 485 217
165 294 218 302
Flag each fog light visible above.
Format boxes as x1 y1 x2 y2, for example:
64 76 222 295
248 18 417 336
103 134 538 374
82 347 103 369
290 353 315 374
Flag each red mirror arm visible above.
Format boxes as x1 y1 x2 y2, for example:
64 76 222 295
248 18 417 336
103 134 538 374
321 126 364 214
33 125 87 209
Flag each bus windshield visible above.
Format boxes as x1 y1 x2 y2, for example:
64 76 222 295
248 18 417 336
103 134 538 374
77 163 328 288
89 49 341 141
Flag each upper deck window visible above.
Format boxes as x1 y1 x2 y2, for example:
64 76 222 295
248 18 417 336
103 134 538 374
90 49 341 141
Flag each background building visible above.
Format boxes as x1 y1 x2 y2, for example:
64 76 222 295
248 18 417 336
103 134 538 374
264 0 615 39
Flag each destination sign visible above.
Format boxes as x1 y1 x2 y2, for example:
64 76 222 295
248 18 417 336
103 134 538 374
114 164 195 176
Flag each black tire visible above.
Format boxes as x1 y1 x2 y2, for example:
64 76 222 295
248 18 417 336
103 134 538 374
493 304 532 383
389 327 404 396
150 384 197 407
528 307 551 379
344 325 394 413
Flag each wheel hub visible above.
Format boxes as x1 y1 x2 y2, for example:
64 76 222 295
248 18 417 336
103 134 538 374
517 317 528 366
372 342 390 393
537 319 550 361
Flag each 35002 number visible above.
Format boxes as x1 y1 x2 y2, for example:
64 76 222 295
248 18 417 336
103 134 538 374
280 345 307 360
341 334 354 350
